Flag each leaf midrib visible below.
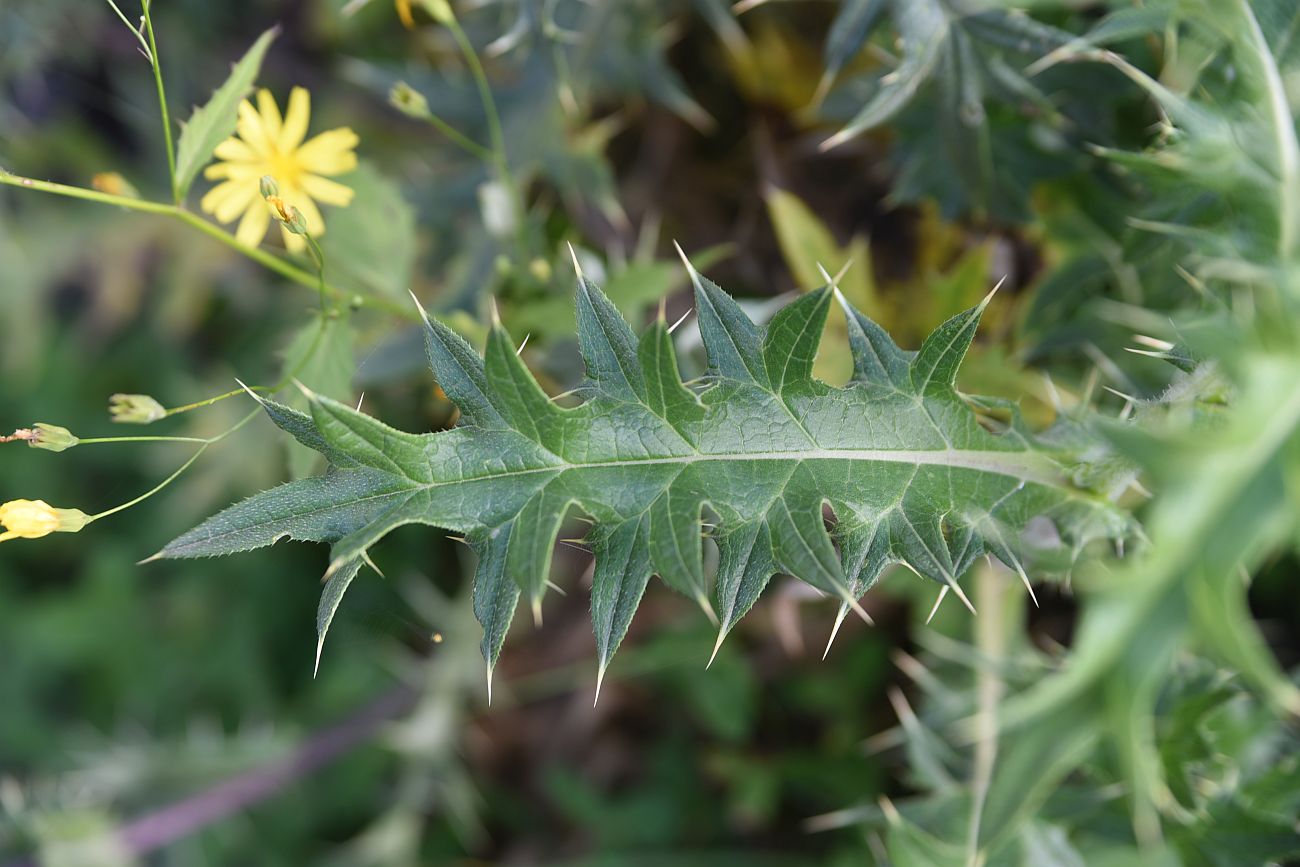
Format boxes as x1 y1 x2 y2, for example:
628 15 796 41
419 445 1064 489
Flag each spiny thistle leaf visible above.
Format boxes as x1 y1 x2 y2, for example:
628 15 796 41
819 0 1091 218
159 259 1134 687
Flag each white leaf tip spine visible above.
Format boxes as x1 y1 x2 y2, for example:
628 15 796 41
566 241 583 279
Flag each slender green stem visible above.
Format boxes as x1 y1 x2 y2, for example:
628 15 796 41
446 17 505 166
0 173 418 321
103 0 151 55
163 387 262 418
140 0 178 204
965 567 1009 867
162 227 333 417
445 16 525 233
0 173 174 214
80 435 211 445
88 406 265 523
89 444 208 522
421 111 495 163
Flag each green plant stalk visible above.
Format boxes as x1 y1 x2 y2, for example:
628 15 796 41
965 566 1009 866
163 388 263 418
421 110 495 163
103 0 151 55
141 0 178 205
445 15 526 240
157 228 335 417
80 435 210 445
0 173 418 321
74 225 340 523
87 408 263 524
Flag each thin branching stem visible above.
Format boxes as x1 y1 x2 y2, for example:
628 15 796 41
80 435 211 445
140 0 178 204
0 173 418 320
445 14 526 237
103 0 151 56
421 110 495 162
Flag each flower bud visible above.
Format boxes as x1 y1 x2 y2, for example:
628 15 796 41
424 0 455 24
266 195 308 235
109 393 167 424
389 82 431 120
528 258 552 283
29 423 79 452
259 175 280 199
92 172 140 199
395 0 415 28
0 499 90 543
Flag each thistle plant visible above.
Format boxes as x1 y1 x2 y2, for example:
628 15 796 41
5 2 1300 864
156 249 1135 690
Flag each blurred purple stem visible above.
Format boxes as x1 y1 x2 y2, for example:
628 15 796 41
6 685 415 866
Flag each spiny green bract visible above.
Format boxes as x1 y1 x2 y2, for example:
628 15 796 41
159 254 1134 691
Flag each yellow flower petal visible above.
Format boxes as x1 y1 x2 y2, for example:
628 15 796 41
396 0 415 28
235 199 272 247
300 174 355 207
235 100 275 157
200 179 247 217
256 88 283 142
213 137 257 162
296 128 360 175
282 225 306 253
204 160 266 181
279 87 311 153
200 87 359 246
0 499 88 541
215 184 260 224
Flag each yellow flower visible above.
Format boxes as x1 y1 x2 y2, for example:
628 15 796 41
0 499 89 543
396 0 415 28
201 87 358 253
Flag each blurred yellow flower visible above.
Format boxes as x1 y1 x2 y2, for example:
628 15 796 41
0 499 89 543
396 0 415 28
201 87 358 253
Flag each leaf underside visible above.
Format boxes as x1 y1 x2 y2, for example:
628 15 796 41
161 261 1133 681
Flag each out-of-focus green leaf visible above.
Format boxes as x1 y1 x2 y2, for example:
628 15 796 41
316 163 416 299
823 0 887 81
765 186 875 384
826 0 947 150
282 311 356 479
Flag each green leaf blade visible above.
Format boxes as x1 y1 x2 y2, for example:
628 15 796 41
174 28 277 201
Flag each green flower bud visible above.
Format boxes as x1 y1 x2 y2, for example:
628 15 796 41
0 499 90 542
29 423 79 452
259 175 280 198
283 205 308 236
109 393 167 424
389 82 431 120
423 0 455 24
92 172 140 199
266 196 309 235
528 258 552 283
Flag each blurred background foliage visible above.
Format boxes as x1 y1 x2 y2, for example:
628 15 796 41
1 0 1298 865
